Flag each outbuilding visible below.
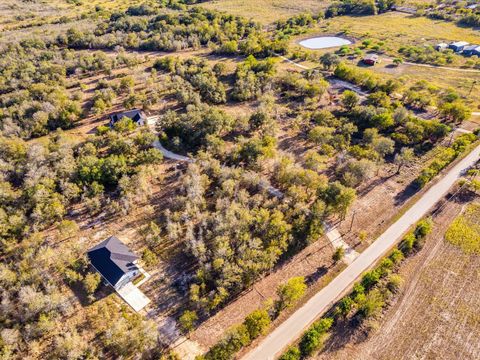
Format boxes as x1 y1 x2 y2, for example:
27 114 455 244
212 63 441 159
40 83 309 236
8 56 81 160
449 41 470 53
463 45 480 57
435 43 448 51
362 54 380 66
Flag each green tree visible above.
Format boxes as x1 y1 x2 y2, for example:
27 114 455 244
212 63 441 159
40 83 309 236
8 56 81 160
440 100 471 124
319 52 340 70
244 308 271 339
341 90 359 110
279 346 301 360
394 147 415 174
179 310 198 333
332 247 345 263
277 276 307 310
83 272 101 295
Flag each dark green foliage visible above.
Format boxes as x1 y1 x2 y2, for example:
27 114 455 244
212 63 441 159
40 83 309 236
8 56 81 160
157 57 227 104
161 105 233 151
326 0 377 18
244 309 271 339
361 269 380 290
232 56 277 101
62 8 258 52
279 346 301 360
298 318 333 356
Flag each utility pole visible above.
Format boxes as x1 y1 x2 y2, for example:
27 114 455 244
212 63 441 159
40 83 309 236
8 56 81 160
447 129 456 147
349 210 357 232
469 80 477 97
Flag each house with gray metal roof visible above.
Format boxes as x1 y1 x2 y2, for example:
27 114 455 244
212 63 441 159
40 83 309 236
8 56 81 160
449 41 470 53
463 45 480 57
109 109 147 127
87 236 140 290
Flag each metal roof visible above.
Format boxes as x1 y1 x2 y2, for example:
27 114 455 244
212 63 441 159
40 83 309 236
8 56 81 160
450 41 470 47
88 236 139 286
110 109 146 123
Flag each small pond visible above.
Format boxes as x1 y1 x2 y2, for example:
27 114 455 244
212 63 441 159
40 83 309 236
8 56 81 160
299 36 352 49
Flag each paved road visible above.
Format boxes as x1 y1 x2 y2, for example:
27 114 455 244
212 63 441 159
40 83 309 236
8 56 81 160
243 142 480 360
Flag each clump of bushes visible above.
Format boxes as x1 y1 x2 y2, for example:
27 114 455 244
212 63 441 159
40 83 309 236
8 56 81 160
415 133 477 188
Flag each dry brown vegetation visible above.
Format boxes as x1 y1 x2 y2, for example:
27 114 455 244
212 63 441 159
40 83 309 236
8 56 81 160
316 194 480 360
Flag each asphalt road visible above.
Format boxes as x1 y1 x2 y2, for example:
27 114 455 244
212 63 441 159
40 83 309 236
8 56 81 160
243 142 480 360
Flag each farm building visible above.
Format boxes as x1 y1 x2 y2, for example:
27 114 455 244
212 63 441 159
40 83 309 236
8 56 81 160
449 41 470 53
435 43 448 51
463 45 480 57
362 54 380 65
109 109 147 127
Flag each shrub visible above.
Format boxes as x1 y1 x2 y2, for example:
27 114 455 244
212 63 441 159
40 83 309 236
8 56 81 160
337 296 354 317
178 310 198 333
298 317 332 356
388 249 404 265
83 272 101 295
279 346 301 360
386 274 403 293
414 219 432 238
332 247 345 263
361 270 380 290
399 232 416 255
244 309 271 339
299 328 321 356
277 277 307 310
357 289 384 319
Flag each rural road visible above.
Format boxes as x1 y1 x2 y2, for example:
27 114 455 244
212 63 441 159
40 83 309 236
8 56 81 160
152 140 192 162
243 142 480 360
382 57 480 73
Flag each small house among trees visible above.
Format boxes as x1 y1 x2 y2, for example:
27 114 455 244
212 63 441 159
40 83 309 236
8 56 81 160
109 109 147 127
87 236 141 290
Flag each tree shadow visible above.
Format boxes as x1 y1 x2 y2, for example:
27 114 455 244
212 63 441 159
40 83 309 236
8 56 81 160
357 173 396 198
322 317 366 354
305 265 328 286
66 278 114 307
394 179 420 206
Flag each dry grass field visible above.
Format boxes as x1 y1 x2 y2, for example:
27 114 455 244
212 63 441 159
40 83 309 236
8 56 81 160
317 196 480 360
287 12 480 108
320 12 480 45
199 0 329 24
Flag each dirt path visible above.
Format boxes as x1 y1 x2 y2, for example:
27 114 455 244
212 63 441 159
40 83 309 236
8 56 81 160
382 57 480 73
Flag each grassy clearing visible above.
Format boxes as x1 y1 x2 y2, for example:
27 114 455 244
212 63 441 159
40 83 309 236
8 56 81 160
371 64 480 110
320 12 480 46
199 0 328 24
287 12 480 108
445 203 480 255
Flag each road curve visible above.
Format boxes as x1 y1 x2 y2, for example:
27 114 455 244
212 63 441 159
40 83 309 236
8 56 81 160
152 140 192 162
243 142 480 360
